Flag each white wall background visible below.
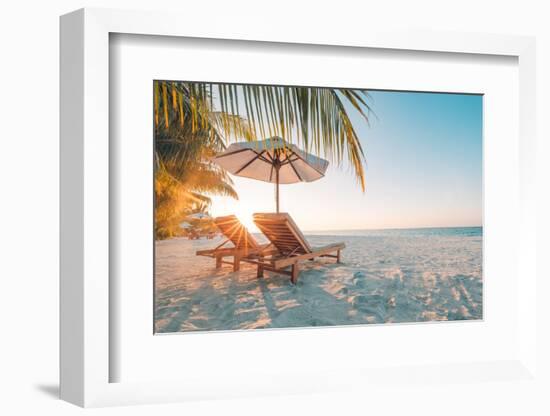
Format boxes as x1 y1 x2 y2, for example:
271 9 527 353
0 1 548 415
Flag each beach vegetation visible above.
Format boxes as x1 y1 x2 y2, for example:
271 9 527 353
154 81 373 239
154 81 372 191
154 82 249 239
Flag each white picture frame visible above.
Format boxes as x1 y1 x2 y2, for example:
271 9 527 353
60 7 537 407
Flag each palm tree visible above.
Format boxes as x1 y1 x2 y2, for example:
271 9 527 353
154 82 372 191
155 165 235 239
154 82 252 239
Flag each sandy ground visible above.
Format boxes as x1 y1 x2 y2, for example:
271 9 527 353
155 231 482 333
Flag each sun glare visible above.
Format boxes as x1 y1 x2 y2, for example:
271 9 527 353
233 204 258 233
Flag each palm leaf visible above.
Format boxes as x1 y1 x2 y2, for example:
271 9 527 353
155 81 372 191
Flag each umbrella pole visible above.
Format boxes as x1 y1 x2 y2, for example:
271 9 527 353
275 166 280 213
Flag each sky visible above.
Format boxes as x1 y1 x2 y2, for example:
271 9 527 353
209 88 483 232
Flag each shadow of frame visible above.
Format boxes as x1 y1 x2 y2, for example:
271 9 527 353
34 384 59 399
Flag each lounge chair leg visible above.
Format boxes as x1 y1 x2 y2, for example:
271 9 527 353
291 263 300 284
233 255 241 272
257 265 264 278
215 255 222 269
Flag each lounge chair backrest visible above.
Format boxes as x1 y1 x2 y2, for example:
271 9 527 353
253 213 312 256
214 215 260 249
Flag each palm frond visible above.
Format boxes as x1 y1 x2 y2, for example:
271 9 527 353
154 81 372 191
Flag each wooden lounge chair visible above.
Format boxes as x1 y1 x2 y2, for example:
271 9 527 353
196 215 274 272
249 213 345 284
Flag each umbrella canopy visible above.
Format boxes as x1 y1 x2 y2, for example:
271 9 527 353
212 137 329 212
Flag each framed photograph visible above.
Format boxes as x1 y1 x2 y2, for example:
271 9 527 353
60 8 538 407
152 81 484 334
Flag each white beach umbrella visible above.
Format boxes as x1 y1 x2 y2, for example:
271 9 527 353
212 137 329 212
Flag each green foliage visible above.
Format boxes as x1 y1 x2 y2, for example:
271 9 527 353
154 81 372 191
153 81 373 239
154 82 246 239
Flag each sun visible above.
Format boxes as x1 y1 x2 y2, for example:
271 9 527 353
209 194 260 232
233 203 259 233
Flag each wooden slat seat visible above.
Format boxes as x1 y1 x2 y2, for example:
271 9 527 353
250 213 345 284
212 215 260 251
196 215 274 271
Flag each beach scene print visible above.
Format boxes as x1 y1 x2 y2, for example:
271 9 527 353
154 82 482 333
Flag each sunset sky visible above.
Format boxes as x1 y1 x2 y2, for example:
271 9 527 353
210 89 483 232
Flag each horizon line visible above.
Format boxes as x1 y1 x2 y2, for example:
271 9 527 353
250 224 483 233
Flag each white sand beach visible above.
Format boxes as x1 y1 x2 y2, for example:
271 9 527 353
155 227 482 333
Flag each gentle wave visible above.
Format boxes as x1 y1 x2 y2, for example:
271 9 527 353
297 226 482 238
